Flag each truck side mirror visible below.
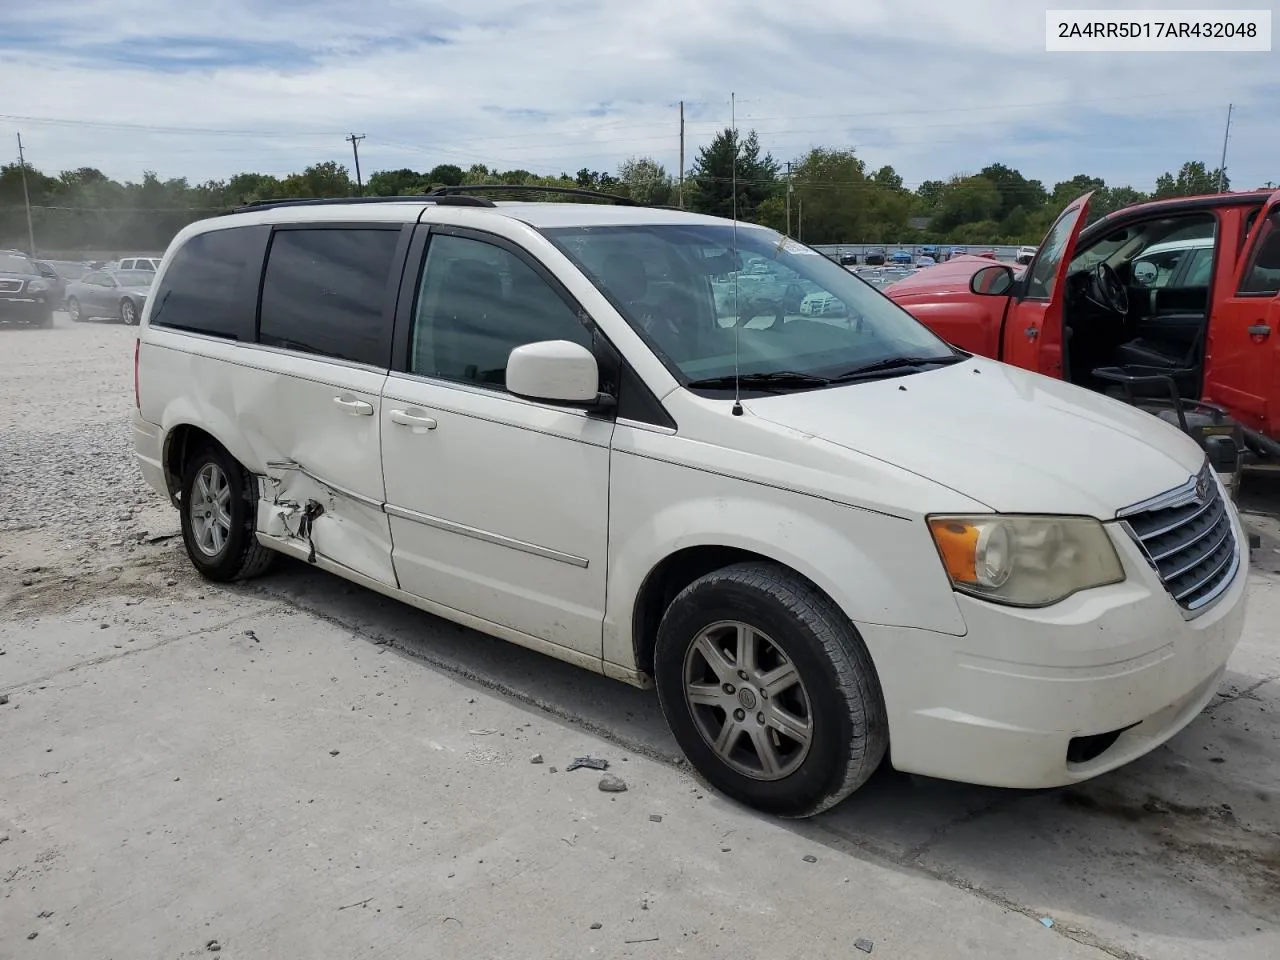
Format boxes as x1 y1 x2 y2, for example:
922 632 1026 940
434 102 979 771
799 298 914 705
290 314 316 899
969 263 1015 296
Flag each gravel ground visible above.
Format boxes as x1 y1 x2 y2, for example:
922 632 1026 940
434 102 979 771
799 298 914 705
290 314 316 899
3 314 1280 960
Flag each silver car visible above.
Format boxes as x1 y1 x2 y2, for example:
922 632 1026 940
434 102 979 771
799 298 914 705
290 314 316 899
65 269 154 325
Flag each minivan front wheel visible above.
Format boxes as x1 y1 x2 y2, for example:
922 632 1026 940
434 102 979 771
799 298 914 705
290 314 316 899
179 445 276 582
654 562 888 818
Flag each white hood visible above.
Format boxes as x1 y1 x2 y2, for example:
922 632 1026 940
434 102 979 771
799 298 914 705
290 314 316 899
744 357 1205 519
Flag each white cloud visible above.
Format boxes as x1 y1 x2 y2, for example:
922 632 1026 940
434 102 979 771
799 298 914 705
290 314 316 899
1 0 1276 192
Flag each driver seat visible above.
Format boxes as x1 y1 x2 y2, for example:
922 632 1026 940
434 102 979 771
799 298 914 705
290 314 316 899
1107 321 1206 400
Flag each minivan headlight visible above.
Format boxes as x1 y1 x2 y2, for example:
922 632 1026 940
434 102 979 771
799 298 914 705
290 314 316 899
927 515 1124 607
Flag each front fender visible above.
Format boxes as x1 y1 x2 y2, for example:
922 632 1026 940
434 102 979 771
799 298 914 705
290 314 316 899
603 455 969 673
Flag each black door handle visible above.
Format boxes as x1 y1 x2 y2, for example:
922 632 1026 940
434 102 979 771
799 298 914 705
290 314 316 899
1248 323 1271 337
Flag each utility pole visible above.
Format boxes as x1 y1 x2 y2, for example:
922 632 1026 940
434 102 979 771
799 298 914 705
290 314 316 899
15 132 36 257
785 161 792 237
345 133 365 196
1216 104 1232 193
678 101 684 209
798 196 803 242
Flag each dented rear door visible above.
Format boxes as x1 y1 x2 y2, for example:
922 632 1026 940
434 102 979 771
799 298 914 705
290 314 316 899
248 223 411 585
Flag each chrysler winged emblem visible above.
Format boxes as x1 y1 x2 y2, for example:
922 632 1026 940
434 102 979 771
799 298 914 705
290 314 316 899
1194 471 1211 504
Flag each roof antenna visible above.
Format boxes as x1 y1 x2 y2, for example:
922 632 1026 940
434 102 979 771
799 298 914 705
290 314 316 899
730 91 743 417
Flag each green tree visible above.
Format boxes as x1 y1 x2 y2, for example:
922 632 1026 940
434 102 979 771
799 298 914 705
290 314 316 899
617 156 673 206
427 163 465 187
979 163 1046 221
915 179 946 211
870 165 903 191
278 161 352 198
1153 160 1228 198
687 128 779 221
368 168 428 195
932 175 1001 233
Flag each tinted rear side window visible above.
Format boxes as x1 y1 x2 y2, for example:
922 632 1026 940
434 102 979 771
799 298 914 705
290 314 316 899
258 227 401 367
150 225 267 339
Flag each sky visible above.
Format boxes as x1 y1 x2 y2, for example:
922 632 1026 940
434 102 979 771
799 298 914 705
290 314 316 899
1 0 1277 196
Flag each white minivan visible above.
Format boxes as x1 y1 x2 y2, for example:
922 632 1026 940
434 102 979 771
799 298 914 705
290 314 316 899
133 192 1249 817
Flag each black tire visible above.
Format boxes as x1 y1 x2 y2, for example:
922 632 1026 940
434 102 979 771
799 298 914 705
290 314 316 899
653 562 888 818
67 298 82 323
119 298 139 325
178 443 276 582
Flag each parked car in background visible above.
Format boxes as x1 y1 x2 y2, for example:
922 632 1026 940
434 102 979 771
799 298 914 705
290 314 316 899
915 255 937 267
33 259 90 309
1015 245 1038 265
65 268 155 325
889 249 912 265
863 247 886 266
133 191 1248 818
117 256 163 272
839 252 858 266
0 250 56 327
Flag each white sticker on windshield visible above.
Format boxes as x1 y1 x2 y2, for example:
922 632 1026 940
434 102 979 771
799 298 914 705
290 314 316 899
775 237 818 256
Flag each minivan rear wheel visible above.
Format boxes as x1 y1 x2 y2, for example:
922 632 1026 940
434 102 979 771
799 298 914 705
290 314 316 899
179 444 276 582
653 562 888 818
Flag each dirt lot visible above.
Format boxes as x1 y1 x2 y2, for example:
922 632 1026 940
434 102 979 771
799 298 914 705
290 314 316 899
3 315 1279 960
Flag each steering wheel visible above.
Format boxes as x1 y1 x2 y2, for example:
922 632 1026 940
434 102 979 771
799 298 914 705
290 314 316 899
1094 262 1129 315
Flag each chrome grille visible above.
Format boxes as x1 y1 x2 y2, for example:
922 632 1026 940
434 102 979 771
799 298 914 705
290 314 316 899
1121 463 1239 615
0 279 24 294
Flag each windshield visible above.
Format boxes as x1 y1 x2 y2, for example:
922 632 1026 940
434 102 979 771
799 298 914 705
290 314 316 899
115 270 154 288
543 223 955 389
0 253 38 275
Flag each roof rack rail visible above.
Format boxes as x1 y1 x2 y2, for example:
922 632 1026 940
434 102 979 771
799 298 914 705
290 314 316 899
230 194 496 213
424 184 639 206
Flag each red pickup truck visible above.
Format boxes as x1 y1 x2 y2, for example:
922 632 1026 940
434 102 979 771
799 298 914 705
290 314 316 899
885 189 1280 467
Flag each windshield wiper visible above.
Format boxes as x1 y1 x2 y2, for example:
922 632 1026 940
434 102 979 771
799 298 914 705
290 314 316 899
829 354 965 382
685 371 832 391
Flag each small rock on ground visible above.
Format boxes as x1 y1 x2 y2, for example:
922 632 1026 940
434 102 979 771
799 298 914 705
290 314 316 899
803 854 817 863
530 753 544 764
598 774 628 793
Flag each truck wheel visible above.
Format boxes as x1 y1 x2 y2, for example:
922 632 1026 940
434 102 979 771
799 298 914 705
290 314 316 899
653 562 888 818
179 444 276 582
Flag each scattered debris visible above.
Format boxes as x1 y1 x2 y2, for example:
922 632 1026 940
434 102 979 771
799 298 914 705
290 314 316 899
468 729 498 736
0 835 9 844
244 630 258 642
0 695 9 706
530 753 544 764
548 766 558 773
165 578 177 587
802 855 817 863
38 911 53 919
721 847 731 853
625 937 660 944
20 578 33 587
206 939 221 951
855 938 874 953
28 932 38 940
146 533 178 544
590 922 603 930
443 916 462 925
329 750 340 757
1040 917 1054 929
649 814 663 823
99 622 108 629
599 774 628 793
338 897 374 911
567 756 609 772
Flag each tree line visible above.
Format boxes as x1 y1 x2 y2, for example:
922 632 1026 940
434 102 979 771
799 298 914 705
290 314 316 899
0 127 1250 255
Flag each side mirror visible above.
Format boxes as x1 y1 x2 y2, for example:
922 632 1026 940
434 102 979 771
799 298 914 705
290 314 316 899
969 263 1015 296
1132 260 1158 286
506 340 602 405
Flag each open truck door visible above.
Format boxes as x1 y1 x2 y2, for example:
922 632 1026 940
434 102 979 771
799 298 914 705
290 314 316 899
1204 189 1280 452
1001 192 1093 377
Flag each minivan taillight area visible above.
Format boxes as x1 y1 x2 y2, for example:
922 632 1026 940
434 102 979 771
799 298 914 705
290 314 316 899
134 338 140 408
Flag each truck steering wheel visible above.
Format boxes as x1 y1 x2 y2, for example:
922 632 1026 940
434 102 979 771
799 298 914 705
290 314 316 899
1095 262 1129 316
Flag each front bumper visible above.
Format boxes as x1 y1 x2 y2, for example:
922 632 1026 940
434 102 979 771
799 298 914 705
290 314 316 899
860 507 1249 789
0 296 51 323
